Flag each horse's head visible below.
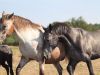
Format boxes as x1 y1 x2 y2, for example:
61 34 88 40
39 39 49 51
44 23 73 55
0 11 14 41
44 24 62 52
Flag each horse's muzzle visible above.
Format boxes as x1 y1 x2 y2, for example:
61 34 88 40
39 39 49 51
44 49 52 59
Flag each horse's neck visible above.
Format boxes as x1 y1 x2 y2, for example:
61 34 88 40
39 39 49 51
14 26 25 42
13 15 44 33
12 15 44 44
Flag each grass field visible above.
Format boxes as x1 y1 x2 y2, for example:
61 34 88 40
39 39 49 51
0 46 100 75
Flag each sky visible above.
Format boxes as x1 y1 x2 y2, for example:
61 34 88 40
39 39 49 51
0 0 100 27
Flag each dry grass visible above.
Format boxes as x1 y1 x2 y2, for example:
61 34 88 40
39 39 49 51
0 46 100 75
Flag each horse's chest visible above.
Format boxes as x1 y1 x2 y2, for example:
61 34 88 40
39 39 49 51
18 30 43 59
21 29 41 41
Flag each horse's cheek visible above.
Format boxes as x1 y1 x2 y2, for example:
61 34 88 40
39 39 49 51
51 47 60 59
7 25 14 35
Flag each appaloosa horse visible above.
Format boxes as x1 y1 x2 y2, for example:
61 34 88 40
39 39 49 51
0 45 14 75
43 22 100 75
0 12 68 75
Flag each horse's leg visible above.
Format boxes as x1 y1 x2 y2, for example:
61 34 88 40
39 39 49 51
16 56 29 75
84 57 95 75
39 60 45 75
1 63 9 75
53 62 63 75
7 54 14 75
67 59 78 75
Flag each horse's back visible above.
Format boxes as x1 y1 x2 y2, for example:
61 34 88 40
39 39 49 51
89 30 100 40
72 28 100 54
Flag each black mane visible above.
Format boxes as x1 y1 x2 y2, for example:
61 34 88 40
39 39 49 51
48 22 71 35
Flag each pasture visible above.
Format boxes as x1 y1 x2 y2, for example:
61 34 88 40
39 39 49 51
0 46 100 75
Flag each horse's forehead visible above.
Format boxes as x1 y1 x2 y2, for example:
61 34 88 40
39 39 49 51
50 33 58 37
48 33 54 38
2 14 10 20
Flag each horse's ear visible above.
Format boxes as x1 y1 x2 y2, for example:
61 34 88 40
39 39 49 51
2 11 5 16
48 24 52 31
8 13 14 19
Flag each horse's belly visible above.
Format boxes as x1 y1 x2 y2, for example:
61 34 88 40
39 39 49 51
21 47 38 59
23 48 37 58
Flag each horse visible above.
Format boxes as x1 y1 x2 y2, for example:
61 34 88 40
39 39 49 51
0 12 45 75
43 22 100 75
0 12 67 75
0 45 14 75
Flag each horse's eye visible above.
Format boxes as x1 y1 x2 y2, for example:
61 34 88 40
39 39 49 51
46 39 49 42
2 25 6 30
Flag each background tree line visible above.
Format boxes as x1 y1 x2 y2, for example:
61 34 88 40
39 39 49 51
65 17 100 31
3 17 100 45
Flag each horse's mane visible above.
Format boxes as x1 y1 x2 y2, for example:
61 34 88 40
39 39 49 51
12 15 42 29
13 15 33 25
48 22 89 38
48 22 71 35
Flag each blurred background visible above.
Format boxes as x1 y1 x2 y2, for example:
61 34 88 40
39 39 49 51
0 0 100 45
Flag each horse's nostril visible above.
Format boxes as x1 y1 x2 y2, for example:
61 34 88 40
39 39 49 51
0 35 6 40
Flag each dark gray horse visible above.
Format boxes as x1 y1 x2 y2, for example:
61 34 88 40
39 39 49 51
0 45 14 75
43 22 100 75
